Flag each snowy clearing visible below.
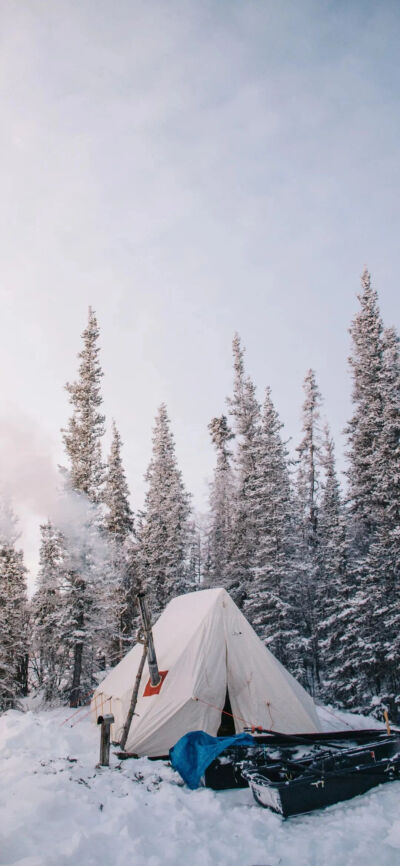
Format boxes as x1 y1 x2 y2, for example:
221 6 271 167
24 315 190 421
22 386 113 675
1 706 399 866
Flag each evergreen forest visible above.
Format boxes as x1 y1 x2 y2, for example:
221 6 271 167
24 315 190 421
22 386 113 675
1 270 399 721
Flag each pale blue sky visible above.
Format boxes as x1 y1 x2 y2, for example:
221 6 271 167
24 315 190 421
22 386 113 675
0 1 399 583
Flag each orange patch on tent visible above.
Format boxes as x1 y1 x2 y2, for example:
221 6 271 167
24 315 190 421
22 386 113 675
143 671 168 696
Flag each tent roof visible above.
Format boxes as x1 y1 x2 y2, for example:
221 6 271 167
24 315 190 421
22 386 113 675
101 588 223 702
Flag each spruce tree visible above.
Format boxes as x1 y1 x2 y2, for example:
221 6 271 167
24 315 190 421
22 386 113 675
104 422 134 541
227 334 261 607
0 500 28 711
103 421 136 663
31 521 67 700
245 387 298 669
59 496 104 705
187 518 202 588
63 307 105 501
295 369 323 695
204 415 235 589
61 307 106 705
377 327 400 533
138 404 192 617
317 427 350 701
343 271 388 712
373 326 400 714
346 269 384 544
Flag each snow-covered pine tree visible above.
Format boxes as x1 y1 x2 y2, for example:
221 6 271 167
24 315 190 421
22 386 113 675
30 521 67 701
245 387 298 670
59 493 105 705
317 427 350 701
63 307 105 502
295 369 323 695
373 326 400 715
187 518 202 588
138 404 192 618
203 415 235 589
346 269 384 542
0 499 28 711
227 334 261 607
61 307 106 706
103 421 136 663
377 327 400 534
104 422 134 541
343 271 388 713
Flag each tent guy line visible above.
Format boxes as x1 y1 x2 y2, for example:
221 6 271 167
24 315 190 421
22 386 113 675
192 695 270 731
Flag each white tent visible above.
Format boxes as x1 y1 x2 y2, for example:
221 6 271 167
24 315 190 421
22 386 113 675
92 587 321 757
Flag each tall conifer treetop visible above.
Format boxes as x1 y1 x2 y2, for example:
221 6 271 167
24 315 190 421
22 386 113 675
294 369 323 695
245 386 297 668
317 425 350 701
60 307 106 706
227 333 261 606
377 326 400 523
346 269 384 534
297 369 321 538
204 415 235 589
208 415 234 469
139 403 192 615
62 307 105 502
104 421 134 541
342 270 397 713
103 421 136 662
228 333 260 442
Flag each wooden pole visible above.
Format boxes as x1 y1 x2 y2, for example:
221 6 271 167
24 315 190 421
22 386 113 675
119 642 148 752
97 713 115 766
384 709 391 735
137 593 161 687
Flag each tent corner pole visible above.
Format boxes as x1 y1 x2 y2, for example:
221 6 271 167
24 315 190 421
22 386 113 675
137 593 161 687
119 642 148 752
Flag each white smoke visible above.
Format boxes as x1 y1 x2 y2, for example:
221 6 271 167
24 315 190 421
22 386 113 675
0 405 111 590
0 405 60 519
0 495 19 546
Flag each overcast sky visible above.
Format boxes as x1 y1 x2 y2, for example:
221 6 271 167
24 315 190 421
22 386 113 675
0 0 399 586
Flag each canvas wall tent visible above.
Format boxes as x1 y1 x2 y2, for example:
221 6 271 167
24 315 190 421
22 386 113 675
92 587 321 757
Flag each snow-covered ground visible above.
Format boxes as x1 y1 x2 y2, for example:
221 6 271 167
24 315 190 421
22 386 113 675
1 704 399 866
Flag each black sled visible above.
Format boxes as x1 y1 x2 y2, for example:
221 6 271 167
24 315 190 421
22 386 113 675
204 728 400 812
243 733 400 817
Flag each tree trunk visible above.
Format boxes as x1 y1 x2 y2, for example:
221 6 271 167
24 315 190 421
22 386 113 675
16 652 29 697
70 642 83 707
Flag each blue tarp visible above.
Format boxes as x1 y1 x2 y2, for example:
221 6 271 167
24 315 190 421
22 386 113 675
169 730 256 789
